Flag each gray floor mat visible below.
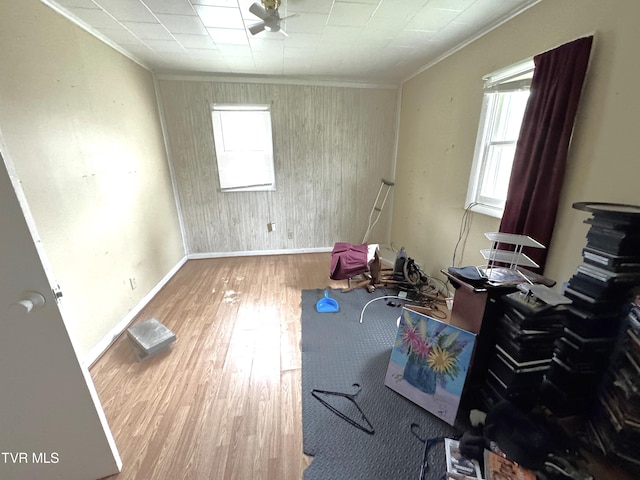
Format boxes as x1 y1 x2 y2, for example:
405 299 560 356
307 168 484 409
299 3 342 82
301 288 461 480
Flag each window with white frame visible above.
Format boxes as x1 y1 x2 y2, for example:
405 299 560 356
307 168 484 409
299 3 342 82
211 104 275 192
465 60 534 218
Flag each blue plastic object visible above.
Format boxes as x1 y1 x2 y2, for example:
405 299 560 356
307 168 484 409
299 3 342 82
316 290 339 313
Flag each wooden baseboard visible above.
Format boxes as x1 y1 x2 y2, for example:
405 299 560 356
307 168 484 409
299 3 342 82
187 247 333 259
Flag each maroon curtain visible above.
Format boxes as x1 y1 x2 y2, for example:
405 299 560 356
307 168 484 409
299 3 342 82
499 36 593 272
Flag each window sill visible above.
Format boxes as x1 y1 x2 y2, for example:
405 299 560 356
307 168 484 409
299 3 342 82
220 185 276 193
467 203 503 219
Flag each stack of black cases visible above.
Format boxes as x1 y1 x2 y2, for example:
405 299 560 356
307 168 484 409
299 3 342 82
541 204 640 417
481 290 567 410
587 304 640 473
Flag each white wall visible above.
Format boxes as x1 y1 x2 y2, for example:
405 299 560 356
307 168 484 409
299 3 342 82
0 0 185 361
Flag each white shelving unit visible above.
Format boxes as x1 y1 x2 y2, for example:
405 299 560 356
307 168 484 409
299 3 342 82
481 232 545 281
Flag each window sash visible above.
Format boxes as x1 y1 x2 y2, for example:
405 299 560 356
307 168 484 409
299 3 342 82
477 141 517 208
211 104 275 192
466 61 533 218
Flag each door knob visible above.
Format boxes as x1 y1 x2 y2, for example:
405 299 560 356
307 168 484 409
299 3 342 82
9 291 46 315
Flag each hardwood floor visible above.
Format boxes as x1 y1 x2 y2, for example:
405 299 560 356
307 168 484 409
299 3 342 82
90 253 344 480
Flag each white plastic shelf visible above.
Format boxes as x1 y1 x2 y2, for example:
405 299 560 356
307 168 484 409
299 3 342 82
480 248 540 268
482 232 546 271
484 232 546 249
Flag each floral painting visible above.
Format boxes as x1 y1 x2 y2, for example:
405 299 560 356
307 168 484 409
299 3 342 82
384 307 476 425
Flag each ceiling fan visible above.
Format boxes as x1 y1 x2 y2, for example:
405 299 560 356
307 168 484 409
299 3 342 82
247 0 296 37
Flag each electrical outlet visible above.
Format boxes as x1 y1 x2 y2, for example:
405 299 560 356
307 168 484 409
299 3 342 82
267 222 276 232
129 278 137 290
288 231 294 239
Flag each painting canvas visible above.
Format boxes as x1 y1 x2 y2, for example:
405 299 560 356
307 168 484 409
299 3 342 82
384 307 476 425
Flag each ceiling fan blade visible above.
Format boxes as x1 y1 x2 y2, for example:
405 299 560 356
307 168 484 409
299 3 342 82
248 21 266 35
249 2 269 20
278 13 296 36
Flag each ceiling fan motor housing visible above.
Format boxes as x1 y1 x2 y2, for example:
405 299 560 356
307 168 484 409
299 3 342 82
264 16 280 32
261 0 281 11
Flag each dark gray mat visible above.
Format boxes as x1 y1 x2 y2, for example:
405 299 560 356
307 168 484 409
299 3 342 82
301 288 462 480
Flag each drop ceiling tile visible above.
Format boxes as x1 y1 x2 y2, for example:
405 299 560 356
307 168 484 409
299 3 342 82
357 23 396 41
153 56 199 70
432 22 477 46
207 27 249 45
256 54 286 70
186 48 226 62
249 37 285 53
216 45 253 58
372 0 424 21
283 13 326 34
155 14 208 34
191 0 240 7
175 33 217 48
143 39 187 52
309 61 344 77
450 6 485 26
327 2 377 27
54 0 101 8
337 0 379 3
121 43 156 55
363 17 409 39
94 0 157 22
283 47 311 59
155 53 194 66
95 27 145 45
349 38 392 57
236 0 258 18
476 0 537 29
252 49 284 62
282 32 322 48
407 6 461 31
67 7 123 29
224 56 256 69
384 44 417 58
311 48 346 65
122 43 164 62
121 21 173 40
142 0 197 15
472 0 535 17
283 61 312 76
320 25 361 45
193 61 231 73
427 0 477 11
253 56 283 70
220 49 253 63
185 45 222 55
194 5 244 28
247 29 286 41
390 29 438 48
285 0 334 14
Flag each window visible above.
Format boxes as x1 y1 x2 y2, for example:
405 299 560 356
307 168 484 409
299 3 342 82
465 60 534 218
211 104 275 192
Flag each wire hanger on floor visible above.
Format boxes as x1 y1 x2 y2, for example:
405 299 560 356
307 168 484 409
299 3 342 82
311 383 375 434
410 422 446 480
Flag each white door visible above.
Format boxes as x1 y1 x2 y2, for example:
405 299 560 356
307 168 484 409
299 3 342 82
0 148 121 479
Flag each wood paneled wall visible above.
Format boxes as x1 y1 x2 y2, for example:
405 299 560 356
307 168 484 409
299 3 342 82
157 78 398 254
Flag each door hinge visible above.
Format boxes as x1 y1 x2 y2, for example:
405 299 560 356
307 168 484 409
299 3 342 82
52 285 63 302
